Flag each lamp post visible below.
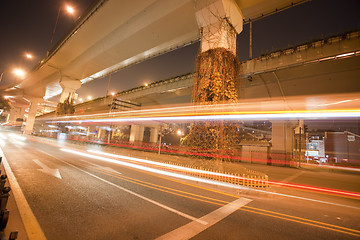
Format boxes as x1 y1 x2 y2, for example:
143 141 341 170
1 52 31 83
47 4 76 55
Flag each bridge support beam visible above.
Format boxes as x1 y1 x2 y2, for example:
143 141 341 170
149 126 159 143
59 77 81 103
129 125 144 142
24 98 42 135
195 0 243 53
8 107 25 124
270 120 298 166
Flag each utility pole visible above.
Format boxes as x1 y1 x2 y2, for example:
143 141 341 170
299 127 302 167
158 134 162 154
249 20 253 59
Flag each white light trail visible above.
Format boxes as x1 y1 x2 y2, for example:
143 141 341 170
51 111 360 124
0 134 7 140
61 148 247 189
336 52 355 58
9 133 26 141
61 148 360 209
87 150 234 178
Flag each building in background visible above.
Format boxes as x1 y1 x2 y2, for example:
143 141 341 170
324 131 360 165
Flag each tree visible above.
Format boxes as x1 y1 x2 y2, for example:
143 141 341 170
0 96 11 111
56 95 75 116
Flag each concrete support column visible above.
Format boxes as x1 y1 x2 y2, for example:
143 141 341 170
149 126 159 143
8 108 20 124
59 76 81 103
19 107 26 120
24 98 42 135
129 125 144 142
195 0 243 53
271 120 297 166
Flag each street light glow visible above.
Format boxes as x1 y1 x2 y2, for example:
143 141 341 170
65 5 75 14
13 68 26 78
25 53 33 59
111 92 115 96
87 96 92 100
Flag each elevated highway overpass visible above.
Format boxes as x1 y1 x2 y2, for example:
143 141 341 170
33 29 360 165
59 29 359 115
2 0 359 163
3 0 308 133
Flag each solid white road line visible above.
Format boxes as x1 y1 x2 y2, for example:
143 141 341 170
42 151 208 225
156 197 252 240
0 147 47 240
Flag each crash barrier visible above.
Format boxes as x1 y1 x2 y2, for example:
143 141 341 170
162 162 269 188
0 157 18 240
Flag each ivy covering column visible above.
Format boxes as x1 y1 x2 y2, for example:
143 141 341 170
182 0 243 156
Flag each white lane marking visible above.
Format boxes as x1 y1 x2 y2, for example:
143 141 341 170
0 147 47 240
281 171 305 183
33 159 62 179
156 197 252 240
41 151 207 225
79 158 122 175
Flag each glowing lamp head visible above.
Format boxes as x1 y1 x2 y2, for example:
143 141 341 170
144 83 148 87
65 5 75 14
177 130 182 136
13 68 26 78
87 96 92 100
111 92 115 96
25 53 33 59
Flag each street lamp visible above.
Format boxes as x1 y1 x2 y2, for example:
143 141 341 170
0 68 26 82
25 53 33 59
47 4 76 55
13 68 26 79
87 96 92 100
65 5 75 15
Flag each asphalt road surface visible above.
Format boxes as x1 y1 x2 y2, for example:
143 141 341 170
0 131 359 240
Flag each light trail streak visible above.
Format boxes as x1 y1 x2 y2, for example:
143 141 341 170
49 110 360 124
0 134 7 140
86 150 360 199
23 139 356 209
9 133 26 141
61 148 248 190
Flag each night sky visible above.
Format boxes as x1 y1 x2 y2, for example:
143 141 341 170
1 0 360 101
